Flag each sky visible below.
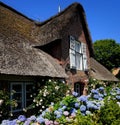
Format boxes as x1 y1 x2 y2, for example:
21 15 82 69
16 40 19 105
0 0 120 43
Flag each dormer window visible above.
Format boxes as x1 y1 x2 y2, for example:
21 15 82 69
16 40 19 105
69 36 88 71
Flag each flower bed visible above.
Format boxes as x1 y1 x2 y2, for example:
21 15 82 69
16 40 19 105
1 81 120 125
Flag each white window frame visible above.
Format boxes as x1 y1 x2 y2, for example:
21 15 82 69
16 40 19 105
10 82 33 112
69 36 88 71
81 42 88 71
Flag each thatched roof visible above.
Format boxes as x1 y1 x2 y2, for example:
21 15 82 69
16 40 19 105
33 2 94 56
0 33 67 78
0 2 68 78
0 2 94 56
90 58 119 81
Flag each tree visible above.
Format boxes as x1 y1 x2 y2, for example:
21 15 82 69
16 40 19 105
93 39 120 71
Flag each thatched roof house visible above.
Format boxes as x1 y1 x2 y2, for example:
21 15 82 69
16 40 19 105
0 1 119 115
90 58 119 81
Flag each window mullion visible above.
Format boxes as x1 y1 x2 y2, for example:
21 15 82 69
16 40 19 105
22 83 25 109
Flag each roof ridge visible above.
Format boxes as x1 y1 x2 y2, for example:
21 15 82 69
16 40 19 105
35 2 84 26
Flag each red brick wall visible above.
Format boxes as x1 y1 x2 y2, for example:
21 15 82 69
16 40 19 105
59 12 90 94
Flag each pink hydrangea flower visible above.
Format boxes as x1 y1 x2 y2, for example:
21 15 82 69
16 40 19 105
63 111 69 116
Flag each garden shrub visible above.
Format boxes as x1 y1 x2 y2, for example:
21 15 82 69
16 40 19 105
97 100 120 125
0 90 17 122
27 79 70 115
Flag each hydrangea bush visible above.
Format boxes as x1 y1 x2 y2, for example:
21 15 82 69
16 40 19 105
1 79 120 125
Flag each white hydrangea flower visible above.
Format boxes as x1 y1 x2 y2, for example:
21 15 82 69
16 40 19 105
55 86 59 90
49 79 52 82
0 100 4 106
33 99 36 102
40 99 43 102
42 106 45 109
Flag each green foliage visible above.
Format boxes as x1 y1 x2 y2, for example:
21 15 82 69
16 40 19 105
70 111 97 125
97 100 120 125
93 39 120 70
0 90 17 121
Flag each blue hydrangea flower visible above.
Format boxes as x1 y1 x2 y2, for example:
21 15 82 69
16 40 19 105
117 90 120 95
91 89 98 94
77 95 88 102
11 119 17 125
36 116 45 124
116 95 120 100
29 115 36 121
58 108 63 112
74 102 80 108
56 114 62 118
92 105 99 110
18 115 26 122
98 97 103 101
99 94 104 98
86 101 94 109
80 105 86 112
99 87 104 91
62 105 67 110
2 120 16 125
41 111 46 117
1 120 10 125
70 108 77 113
54 110 62 115
93 94 99 100
72 91 78 97
23 119 31 125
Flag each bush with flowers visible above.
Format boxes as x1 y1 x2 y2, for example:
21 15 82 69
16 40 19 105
27 79 70 115
0 90 17 122
1 79 120 125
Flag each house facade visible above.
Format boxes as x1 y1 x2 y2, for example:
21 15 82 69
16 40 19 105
0 2 119 115
34 3 94 95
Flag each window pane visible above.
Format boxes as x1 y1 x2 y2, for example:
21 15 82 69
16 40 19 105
26 100 33 107
83 56 88 71
75 42 81 53
26 84 33 92
81 43 86 55
76 52 83 70
12 102 22 111
70 49 76 68
13 93 22 101
70 36 75 50
10 83 23 112
12 84 22 92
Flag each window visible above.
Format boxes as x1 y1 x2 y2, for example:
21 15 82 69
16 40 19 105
69 36 88 70
10 82 33 112
74 82 84 96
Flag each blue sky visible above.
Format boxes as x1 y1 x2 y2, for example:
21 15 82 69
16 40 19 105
1 0 120 43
